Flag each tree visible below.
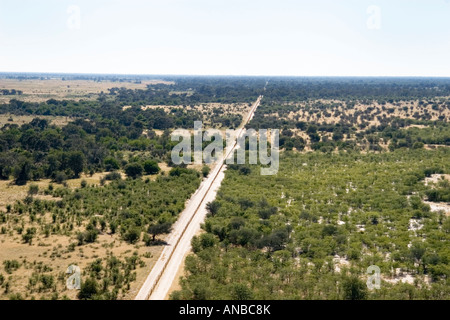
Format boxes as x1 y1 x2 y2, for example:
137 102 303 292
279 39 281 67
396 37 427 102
231 283 254 300
54 171 67 184
206 201 221 216
201 165 211 178
22 228 36 245
104 157 120 171
239 166 251 175
143 160 160 175
125 163 143 179
342 276 368 300
14 160 32 185
123 227 141 244
148 222 172 242
78 278 99 300
67 151 85 178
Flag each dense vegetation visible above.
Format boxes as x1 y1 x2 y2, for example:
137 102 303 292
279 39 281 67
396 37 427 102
0 118 176 184
264 77 450 101
2 169 201 246
172 149 450 300
1 75 449 300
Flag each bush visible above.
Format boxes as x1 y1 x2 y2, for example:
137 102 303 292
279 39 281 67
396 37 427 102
22 228 36 245
342 276 368 300
169 167 190 177
143 160 160 175
201 165 211 178
28 184 39 196
125 163 143 179
104 157 120 171
54 171 67 184
105 171 122 181
78 278 99 300
78 228 99 245
123 227 141 244
239 166 251 175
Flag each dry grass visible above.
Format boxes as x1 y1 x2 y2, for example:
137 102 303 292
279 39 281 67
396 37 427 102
0 79 173 103
0 169 177 300
0 231 163 300
0 114 74 128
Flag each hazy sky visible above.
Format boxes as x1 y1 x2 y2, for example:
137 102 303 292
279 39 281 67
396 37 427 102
0 0 449 76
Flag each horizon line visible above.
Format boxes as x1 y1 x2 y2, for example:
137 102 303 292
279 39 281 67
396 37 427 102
1 71 450 79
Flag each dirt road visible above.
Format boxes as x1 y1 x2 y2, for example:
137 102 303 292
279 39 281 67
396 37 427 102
135 94 264 300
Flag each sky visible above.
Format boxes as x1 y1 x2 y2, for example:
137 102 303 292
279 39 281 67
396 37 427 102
0 0 449 76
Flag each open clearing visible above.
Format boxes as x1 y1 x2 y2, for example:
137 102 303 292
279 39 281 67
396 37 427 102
0 114 74 128
0 231 163 300
0 79 173 103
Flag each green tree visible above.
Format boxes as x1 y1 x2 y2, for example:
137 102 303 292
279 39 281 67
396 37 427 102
67 151 85 178
123 227 141 244
231 283 254 300
78 278 99 300
125 163 143 179
14 160 32 185
143 160 160 175
342 276 368 300
206 201 221 216
201 165 211 178
22 228 36 245
148 223 172 242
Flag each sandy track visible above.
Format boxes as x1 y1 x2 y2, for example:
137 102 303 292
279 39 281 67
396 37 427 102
134 94 263 300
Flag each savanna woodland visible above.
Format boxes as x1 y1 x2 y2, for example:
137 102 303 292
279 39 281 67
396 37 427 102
0 74 449 300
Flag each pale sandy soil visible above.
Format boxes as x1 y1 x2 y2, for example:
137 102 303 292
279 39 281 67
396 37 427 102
0 114 74 128
423 174 450 215
0 172 124 211
0 79 172 103
0 231 163 300
424 174 450 186
0 168 178 300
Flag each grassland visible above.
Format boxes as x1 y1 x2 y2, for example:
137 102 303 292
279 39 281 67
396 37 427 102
0 78 173 103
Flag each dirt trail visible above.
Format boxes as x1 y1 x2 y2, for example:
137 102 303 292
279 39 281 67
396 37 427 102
135 94 264 300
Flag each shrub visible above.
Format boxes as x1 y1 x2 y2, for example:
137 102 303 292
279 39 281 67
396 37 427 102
105 171 122 181
125 163 143 179
143 160 160 175
78 278 99 300
123 227 141 244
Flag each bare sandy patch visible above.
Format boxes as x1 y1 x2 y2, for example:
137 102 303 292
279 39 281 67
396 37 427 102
0 79 173 103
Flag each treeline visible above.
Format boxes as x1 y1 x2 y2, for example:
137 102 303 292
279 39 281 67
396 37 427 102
0 117 177 184
109 77 265 105
1 89 23 96
264 77 450 101
0 76 266 129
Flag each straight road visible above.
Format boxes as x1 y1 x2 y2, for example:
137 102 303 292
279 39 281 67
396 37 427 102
135 93 264 301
